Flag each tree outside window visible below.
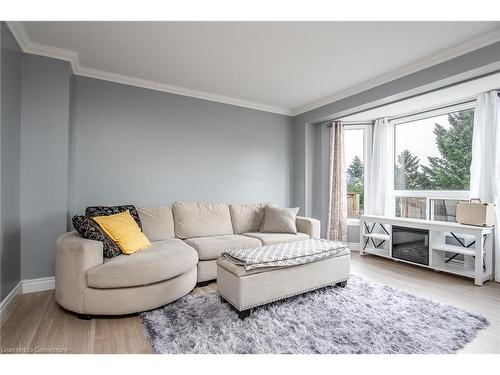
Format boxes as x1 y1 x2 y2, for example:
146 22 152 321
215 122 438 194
394 109 473 219
347 156 364 217
345 128 365 218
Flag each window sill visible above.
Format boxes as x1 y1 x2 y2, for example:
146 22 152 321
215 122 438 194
347 218 360 226
393 190 469 199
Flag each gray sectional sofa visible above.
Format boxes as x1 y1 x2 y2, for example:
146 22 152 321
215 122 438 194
55 202 320 317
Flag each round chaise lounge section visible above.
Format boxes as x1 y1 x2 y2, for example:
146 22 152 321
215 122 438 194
55 202 321 317
55 232 198 316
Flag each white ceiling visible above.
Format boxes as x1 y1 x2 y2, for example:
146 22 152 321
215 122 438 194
18 21 500 115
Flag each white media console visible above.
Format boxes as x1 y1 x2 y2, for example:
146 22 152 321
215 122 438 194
359 215 494 286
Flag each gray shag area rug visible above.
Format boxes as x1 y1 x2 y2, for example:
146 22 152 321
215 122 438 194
140 276 488 354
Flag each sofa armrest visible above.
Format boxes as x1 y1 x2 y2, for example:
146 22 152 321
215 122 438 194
55 231 104 313
296 216 321 239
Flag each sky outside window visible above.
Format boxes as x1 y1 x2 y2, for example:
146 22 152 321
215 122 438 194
395 114 449 167
344 129 363 166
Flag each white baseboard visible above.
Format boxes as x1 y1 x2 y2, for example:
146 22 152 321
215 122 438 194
348 242 361 251
0 281 22 320
0 276 55 321
21 276 55 294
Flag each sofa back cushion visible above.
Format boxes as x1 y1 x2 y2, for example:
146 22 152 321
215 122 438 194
229 203 269 234
137 207 175 241
172 202 234 239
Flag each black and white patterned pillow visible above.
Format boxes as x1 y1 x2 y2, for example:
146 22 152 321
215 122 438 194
85 205 143 230
72 215 122 258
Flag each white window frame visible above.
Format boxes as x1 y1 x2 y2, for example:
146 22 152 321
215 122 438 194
391 102 474 220
393 190 469 220
345 123 372 225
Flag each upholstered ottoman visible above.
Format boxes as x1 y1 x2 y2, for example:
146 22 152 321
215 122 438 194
217 240 350 319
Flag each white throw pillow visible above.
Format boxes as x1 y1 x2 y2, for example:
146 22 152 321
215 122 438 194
229 202 277 234
260 207 299 234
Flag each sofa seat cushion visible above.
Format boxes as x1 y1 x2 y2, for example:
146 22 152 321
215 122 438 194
184 235 261 261
87 239 198 289
241 232 309 245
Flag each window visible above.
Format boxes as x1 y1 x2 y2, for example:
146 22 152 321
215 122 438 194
393 106 473 220
395 197 468 221
395 196 426 219
431 199 467 222
345 128 365 219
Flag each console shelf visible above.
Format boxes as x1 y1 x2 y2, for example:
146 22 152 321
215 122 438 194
432 244 476 257
363 233 391 241
360 215 494 286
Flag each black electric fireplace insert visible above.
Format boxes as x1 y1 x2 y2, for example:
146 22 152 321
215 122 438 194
391 226 429 266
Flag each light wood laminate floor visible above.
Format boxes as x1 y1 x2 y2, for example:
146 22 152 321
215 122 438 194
1 251 499 354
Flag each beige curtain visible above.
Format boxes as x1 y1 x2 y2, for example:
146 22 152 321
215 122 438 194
326 121 347 241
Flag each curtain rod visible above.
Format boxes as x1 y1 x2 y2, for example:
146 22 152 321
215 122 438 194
326 98 475 127
327 121 372 127
388 91 499 124
326 90 499 127
327 97 478 127
326 68 500 124
387 98 476 123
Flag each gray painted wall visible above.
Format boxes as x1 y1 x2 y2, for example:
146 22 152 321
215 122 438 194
20 54 71 279
310 123 329 236
2 32 499 286
69 76 293 216
6 58 293 283
293 41 500 230
0 23 22 300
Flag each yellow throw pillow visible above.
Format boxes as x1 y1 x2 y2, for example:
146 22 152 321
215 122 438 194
93 210 151 255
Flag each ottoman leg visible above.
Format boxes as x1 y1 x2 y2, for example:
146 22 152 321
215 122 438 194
196 280 212 288
238 309 251 320
336 280 347 288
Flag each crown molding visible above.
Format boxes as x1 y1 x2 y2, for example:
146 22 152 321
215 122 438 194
76 65 292 115
7 22 500 118
6 21 292 116
6 21 80 69
5 21 29 50
291 27 500 116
